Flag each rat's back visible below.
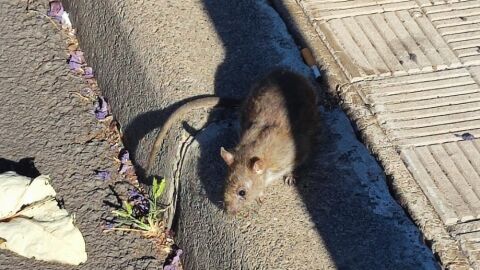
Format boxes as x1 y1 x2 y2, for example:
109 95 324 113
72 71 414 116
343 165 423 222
239 69 319 166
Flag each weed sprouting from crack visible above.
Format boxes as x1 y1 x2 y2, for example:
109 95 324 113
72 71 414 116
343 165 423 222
104 177 172 244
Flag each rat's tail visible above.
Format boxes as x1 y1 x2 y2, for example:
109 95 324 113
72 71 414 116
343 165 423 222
146 96 240 173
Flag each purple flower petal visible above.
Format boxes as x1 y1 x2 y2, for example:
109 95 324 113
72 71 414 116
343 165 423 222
128 188 141 199
455 133 476 141
68 51 85 71
127 188 150 217
95 111 108 120
164 249 183 270
70 51 84 62
83 67 94 79
47 1 64 22
95 170 111 181
68 58 82 70
118 149 132 174
119 163 132 174
94 96 109 120
104 221 115 229
120 150 130 164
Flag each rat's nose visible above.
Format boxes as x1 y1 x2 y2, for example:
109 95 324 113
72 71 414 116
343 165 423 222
226 207 238 215
224 201 238 215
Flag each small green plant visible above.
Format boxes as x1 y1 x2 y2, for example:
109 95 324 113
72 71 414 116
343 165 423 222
106 177 167 237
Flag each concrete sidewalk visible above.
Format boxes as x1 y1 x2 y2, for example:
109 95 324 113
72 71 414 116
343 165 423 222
276 0 480 268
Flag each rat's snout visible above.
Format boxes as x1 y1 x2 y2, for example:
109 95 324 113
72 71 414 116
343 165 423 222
225 206 238 215
224 199 239 215
223 193 241 215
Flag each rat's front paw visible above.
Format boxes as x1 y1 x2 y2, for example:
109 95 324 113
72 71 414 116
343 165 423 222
256 193 265 205
283 173 296 186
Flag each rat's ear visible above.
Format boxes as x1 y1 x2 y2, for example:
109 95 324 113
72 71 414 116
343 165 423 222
220 147 234 166
250 157 264 174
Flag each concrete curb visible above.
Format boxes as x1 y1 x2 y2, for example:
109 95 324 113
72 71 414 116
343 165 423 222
61 1 338 268
271 0 472 269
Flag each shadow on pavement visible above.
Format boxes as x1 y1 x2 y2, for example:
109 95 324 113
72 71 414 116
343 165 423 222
0 157 40 178
198 0 437 269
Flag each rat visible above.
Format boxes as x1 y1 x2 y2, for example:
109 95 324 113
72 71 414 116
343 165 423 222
221 69 319 214
146 69 319 215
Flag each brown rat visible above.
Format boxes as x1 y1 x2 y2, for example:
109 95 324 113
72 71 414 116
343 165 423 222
221 69 319 215
146 69 318 215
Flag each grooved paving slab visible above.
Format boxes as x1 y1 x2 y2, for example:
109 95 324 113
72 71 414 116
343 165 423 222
299 0 461 81
300 0 417 20
421 0 480 66
402 141 480 225
354 68 480 147
458 222 480 268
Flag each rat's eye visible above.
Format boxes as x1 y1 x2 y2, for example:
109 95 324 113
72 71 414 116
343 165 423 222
238 189 246 197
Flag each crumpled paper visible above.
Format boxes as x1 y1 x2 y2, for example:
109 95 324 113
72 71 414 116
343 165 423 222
0 172 87 265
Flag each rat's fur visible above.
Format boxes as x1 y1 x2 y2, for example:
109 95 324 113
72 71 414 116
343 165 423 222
221 69 319 214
